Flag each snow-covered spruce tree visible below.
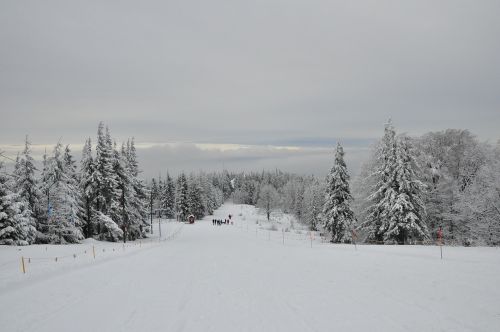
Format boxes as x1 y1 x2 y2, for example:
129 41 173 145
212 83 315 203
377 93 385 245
38 143 84 243
303 180 324 231
294 182 305 222
282 180 298 215
63 145 78 183
94 123 117 215
105 142 135 242
360 120 398 243
157 176 165 214
126 138 139 177
200 174 220 216
175 173 190 221
379 136 429 244
187 175 204 219
79 138 97 238
322 143 356 243
13 136 41 224
161 173 176 218
122 141 148 239
149 177 159 221
219 170 234 200
0 162 37 245
63 145 82 227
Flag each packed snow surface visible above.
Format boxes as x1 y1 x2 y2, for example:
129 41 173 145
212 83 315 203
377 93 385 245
1 203 500 332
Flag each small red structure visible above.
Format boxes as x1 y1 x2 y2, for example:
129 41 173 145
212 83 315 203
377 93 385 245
437 226 443 245
188 215 195 224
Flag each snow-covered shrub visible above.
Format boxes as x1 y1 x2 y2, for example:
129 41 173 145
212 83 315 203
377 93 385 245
127 224 143 241
35 223 84 244
95 212 123 242
268 223 278 231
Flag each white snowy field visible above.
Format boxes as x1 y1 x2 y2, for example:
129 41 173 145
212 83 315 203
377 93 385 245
1 203 500 332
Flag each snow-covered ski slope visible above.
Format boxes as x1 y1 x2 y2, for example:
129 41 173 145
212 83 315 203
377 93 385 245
1 203 500 332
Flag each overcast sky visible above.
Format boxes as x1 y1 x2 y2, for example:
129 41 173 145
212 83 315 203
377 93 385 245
1 0 499 178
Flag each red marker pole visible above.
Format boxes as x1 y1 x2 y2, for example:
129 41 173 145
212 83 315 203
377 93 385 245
352 230 358 251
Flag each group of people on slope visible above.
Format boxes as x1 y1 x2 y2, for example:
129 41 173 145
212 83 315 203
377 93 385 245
212 214 233 226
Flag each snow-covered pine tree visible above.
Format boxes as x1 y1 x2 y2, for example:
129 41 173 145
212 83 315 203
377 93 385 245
379 136 429 243
13 136 41 224
360 120 398 243
79 138 97 238
0 162 37 245
322 143 356 243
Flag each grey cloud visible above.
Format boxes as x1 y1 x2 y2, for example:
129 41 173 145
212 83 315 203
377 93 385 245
1 141 368 180
1 0 499 168
134 143 368 179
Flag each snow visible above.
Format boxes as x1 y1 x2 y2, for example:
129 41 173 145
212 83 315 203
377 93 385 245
1 203 500 332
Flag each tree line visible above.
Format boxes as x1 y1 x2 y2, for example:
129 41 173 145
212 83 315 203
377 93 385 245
0 122 228 245
1 120 499 246
230 121 500 246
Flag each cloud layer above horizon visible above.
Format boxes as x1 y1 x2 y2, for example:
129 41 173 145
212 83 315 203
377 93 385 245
1 0 499 176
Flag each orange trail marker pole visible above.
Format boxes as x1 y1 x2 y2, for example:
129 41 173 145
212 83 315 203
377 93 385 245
352 230 358 251
92 245 96 259
21 256 26 274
